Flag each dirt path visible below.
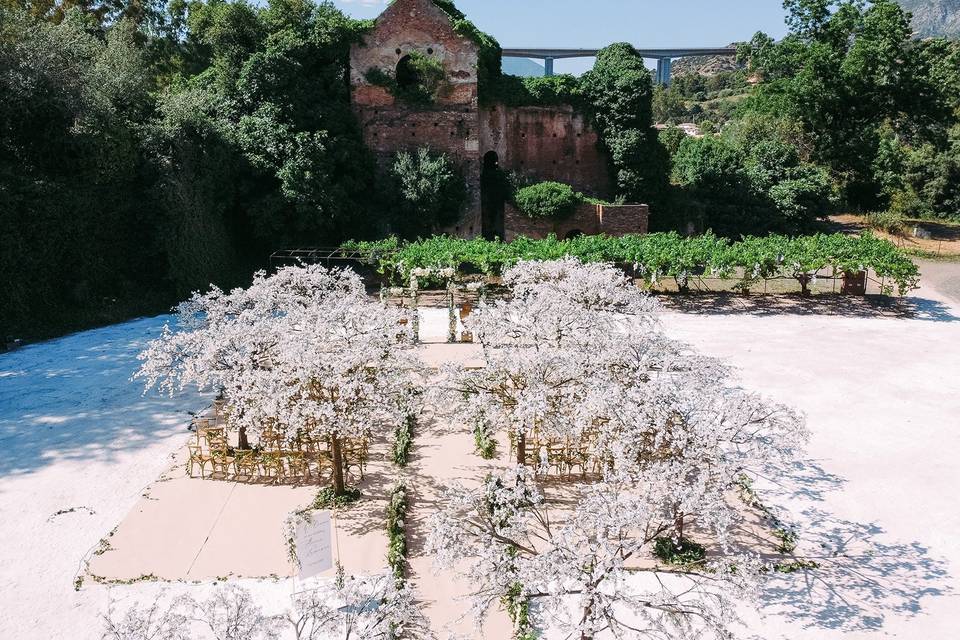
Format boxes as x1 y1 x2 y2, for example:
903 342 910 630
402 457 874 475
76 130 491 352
917 259 960 305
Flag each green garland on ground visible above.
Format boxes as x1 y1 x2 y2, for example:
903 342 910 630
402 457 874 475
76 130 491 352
386 482 408 583
653 536 707 566
473 417 497 459
392 413 416 466
343 231 920 295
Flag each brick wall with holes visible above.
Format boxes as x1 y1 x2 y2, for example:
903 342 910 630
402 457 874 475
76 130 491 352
480 104 612 200
503 203 650 242
349 0 637 239
350 0 483 235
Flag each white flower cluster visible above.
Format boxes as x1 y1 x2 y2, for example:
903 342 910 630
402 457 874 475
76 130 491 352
103 573 428 640
410 266 456 279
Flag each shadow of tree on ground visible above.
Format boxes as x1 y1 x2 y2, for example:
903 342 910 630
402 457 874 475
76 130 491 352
0 315 208 478
658 293 959 322
760 510 950 632
753 458 952 632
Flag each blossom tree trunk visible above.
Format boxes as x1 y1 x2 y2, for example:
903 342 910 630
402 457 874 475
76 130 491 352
330 435 346 495
516 431 526 465
579 591 596 640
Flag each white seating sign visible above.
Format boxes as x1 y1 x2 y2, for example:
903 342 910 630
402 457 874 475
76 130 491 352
294 511 333 578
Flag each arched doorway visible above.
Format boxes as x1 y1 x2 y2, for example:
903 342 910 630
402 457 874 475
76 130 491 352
481 151 506 240
396 55 417 89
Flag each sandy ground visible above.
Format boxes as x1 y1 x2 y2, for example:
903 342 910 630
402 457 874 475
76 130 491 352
659 276 960 638
916 258 960 305
2 279 960 638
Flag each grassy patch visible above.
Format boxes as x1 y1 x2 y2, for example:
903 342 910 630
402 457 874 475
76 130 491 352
311 486 362 510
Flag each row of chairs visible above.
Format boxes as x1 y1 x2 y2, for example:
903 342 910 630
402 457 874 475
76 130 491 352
187 418 369 484
510 431 609 478
186 445 337 484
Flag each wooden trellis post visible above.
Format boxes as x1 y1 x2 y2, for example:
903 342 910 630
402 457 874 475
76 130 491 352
409 275 420 344
446 280 457 344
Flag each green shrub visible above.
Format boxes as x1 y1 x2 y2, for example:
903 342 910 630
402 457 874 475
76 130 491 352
865 210 906 234
513 181 580 219
485 73 584 109
653 536 707 565
390 148 467 237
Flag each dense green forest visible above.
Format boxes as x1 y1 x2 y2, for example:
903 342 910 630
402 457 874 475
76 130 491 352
1 0 958 340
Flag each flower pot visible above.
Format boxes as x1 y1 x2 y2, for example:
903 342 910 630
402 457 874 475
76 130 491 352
841 270 866 296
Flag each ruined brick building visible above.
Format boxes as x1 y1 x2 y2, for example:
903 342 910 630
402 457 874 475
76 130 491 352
349 0 649 240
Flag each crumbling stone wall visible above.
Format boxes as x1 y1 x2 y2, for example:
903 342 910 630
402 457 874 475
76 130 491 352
349 0 641 240
480 105 612 200
350 0 483 235
503 203 649 242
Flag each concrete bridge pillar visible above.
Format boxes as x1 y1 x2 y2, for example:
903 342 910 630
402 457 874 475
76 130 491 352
544 57 554 77
655 57 673 86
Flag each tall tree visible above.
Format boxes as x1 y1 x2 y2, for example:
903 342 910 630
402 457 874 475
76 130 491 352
744 0 952 208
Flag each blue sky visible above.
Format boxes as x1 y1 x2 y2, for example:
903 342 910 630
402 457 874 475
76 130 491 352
332 0 790 74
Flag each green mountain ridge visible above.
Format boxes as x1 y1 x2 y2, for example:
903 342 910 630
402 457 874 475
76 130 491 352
897 0 960 38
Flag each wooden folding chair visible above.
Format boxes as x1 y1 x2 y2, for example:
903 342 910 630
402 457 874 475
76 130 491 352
259 451 286 484
233 450 259 482
187 444 213 479
210 450 235 479
285 451 310 483
342 437 369 481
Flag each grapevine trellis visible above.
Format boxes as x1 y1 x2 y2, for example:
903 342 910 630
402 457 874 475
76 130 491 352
343 231 921 297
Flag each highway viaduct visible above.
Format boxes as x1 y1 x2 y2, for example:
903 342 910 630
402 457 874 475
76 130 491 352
500 47 738 85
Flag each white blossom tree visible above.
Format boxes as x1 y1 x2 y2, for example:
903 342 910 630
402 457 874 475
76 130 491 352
136 264 421 496
439 258 748 466
102 575 427 640
189 585 283 640
287 570 432 640
101 595 188 640
429 258 807 639
428 466 764 640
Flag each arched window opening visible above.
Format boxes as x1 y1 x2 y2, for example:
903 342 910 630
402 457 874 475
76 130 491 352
396 55 417 89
